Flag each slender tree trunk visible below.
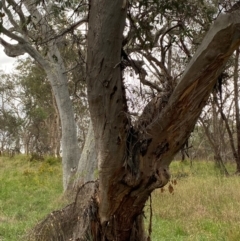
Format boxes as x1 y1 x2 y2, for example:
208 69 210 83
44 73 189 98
199 115 229 175
233 48 240 172
212 95 228 174
216 99 238 165
45 61 80 190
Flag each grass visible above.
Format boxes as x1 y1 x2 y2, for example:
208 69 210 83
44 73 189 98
148 160 240 241
1 156 240 240
0 155 63 241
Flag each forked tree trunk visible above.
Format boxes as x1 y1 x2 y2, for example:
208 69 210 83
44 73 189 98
29 6 240 241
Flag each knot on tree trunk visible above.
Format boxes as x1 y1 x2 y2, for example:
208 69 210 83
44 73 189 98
146 166 171 190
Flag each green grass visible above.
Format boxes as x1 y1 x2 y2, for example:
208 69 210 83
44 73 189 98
0 155 63 241
1 156 240 240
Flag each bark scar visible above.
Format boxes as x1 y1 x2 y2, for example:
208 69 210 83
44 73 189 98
110 86 117 100
99 58 104 74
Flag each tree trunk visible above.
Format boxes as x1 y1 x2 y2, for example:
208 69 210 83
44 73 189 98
216 96 238 167
46 90 61 157
73 121 97 187
233 48 240 172
29 7 240 241
199 116 229 175
44 47 80 190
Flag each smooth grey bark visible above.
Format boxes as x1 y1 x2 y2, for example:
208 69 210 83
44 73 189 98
44 60 80 190
74 122 97 186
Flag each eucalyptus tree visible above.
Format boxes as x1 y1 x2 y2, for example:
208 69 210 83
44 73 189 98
28 2 240 240
16 55 89 157
0 0 89 189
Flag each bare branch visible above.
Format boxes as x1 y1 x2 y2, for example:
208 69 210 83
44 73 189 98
0 25 25 42
41 16 88 44
142 53 172 81
160 22 183 64
2 0 19 30
179 36 192 59
6 0 27 33
153 24 168 47
121 54 163 92
130 59 163 92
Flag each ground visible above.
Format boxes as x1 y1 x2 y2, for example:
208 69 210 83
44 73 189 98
0 155 240 241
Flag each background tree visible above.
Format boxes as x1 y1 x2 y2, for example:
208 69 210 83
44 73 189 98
0 71 22 155
196 47 240 173
0 0 88 189
0 54 89 158
16 58 61 157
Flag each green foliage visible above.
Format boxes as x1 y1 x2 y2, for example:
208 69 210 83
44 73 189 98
14 59 60 155
16 58 52 114
0 72 23 151
0 110 22 134
28 107 47 122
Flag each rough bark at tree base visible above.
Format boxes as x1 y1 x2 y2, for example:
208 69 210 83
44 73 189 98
26 181 150 241
26 182 97 241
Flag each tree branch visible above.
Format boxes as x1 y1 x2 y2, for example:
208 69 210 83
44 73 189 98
2 0 19 30
6 0 27 33
153 24 168 47
0 38 26 57
141 11 240 171
160 23 183 64
0 25 25 43
41 16 88 44
142 53 172 81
